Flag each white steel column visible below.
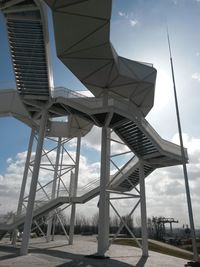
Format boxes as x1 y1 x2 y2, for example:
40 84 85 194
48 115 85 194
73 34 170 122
97 126 110 256
139 160 148 257
12 129 35 245
69 135 81 245
20 110 48 256
46 137 62 242
17 129 35 216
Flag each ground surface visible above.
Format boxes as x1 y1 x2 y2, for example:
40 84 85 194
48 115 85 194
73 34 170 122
0 235 190 266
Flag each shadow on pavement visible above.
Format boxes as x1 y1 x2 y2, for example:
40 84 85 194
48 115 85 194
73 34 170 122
30 246 135 267
0 244 149 267
0 245 19 261
135 256 148 267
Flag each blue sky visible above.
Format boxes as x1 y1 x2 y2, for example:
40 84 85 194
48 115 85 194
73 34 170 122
0 0 200 225
110 0 200 137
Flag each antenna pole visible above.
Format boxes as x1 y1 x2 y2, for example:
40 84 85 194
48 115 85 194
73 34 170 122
167 28 198 261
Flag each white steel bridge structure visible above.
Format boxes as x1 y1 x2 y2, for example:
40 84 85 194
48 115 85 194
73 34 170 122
0 0 189 258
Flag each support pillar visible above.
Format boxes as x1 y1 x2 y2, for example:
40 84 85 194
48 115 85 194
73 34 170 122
139 160 148 257
20 110 48 256
12 129 35 245
69 135 81 245
46 137 62 242
97 126 110 256
17 129 35 216
51 145 64 241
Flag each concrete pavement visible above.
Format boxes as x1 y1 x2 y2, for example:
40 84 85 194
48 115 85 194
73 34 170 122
0 235 189 266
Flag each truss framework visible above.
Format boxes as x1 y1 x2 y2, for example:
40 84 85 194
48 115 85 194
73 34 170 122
12 127 82 250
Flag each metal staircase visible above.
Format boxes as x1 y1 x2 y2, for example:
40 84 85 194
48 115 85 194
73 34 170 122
1 0 51 98
113 119 158 157
110 116 184 167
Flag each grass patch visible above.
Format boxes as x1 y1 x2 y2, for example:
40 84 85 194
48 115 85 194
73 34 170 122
113 239 193 260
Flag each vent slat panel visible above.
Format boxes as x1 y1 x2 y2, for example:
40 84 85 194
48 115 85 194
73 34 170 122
6 14 50 96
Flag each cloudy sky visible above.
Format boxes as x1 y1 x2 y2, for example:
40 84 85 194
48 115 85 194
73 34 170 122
0 0 200 228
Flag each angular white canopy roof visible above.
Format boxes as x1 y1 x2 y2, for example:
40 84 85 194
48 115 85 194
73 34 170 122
45 0 157 116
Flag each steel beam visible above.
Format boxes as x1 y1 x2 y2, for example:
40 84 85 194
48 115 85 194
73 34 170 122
97 126 110 256
46 137 62 242
139 160 148 257
20 109 48 256
69 135 81 245
12 128 35 246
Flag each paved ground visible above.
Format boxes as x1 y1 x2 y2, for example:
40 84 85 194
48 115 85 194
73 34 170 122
0 235 190 266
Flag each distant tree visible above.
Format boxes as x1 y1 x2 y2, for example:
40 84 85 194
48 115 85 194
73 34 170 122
121 214 134 236
135 216 141 227
110 215 120 234
75 213 91 233
110 215 120 227
147 217 154 238
184 225 191 239
91 213 99 234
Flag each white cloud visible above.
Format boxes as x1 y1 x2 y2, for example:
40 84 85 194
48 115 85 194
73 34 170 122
6 157 12 164
118 11 139 28
192 73 200 81
196 52 200 57
0 145 101 215
82 126 101 151
118 11 127 18
130 19 138 27
172 0 178 4
0 152 28 214
146 133 200 227
81 126 131 156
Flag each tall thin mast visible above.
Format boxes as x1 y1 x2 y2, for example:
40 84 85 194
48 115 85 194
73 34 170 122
167 28 198 261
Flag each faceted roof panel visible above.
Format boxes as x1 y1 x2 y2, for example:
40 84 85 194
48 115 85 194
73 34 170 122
45 0 157 115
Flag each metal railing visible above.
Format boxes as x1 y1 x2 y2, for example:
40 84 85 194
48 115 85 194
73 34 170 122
51 87 104 109
52 87 93 99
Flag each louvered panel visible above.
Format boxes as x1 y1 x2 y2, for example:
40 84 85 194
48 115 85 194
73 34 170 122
6 18 50 96
11 49 45 55
16 74 48 80
16 79 48 85
10 43 45 48
8 28 43 33
7 21 42 30
13 53 46 59
13 63 47 70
